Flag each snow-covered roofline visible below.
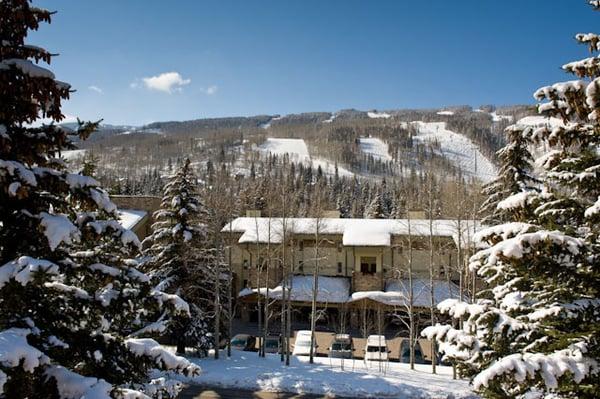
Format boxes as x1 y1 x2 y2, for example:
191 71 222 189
239 276 461 308
222 217 482 247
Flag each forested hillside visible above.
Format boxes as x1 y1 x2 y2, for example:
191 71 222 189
66 105 535 218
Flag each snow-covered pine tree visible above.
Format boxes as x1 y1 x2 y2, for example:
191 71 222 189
479 124 538 225
142 159 213 355
423 2 600 397
0 1 199 398
364 189 386 219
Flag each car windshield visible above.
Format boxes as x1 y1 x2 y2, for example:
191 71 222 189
367 346 386 352
296 340 311 347
231 339 246 346
266 340 278 348
331 343 351 351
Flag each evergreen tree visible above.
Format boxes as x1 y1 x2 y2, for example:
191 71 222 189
479 124 538 225
0 2 198 397
423 4 600 397
142 159 213 355
364 190 386 218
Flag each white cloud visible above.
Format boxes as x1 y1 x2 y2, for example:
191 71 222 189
88 85 103 94
140 71 191 93
201 85 218 95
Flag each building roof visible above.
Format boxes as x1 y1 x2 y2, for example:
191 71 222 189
349 279 461 308
239 275 350 304
222 217 481 247
118 209 148 230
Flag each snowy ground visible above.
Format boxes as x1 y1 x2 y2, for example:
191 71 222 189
183 351 477 399
259 138 354 177
359 137 392 162
411 122 497 183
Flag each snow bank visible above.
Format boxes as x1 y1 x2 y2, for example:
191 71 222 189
184 350 476 398
358 137 392 162
411 121 497 183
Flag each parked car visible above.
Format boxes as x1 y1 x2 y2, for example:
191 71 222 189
329 334 353 359
292 330 317 356
364 335 389 361
230 334 257 351
399 339 426 364
264 336 281 354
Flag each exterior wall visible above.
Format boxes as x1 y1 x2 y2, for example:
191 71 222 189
225 232 461 295
111 195 161 213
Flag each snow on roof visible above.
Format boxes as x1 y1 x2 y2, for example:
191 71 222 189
367 335 387 345
240 276 461 307
239 275 350 303
436 110 454 116
385 278 461 307
223 217 480 247
348 279 460 307
118 209 148 230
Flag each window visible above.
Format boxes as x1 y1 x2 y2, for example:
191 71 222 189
337 242 342 252
360 256 377 274
298 260 304 272
299 241 304 251
243 259 249 269
243 279 248 288
257 257 264 268
337 262 342 274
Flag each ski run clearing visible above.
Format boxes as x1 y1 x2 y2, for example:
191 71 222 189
410 121 497 183
358 137 393 162
259 138 354 177
181 350 476 399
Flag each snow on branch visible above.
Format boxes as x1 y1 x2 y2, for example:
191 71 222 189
470 230 584 272
39 212 80 251
44 365 113 399
0 328 49 374
124 338 200 376
0 256 59 288
472 342 597 391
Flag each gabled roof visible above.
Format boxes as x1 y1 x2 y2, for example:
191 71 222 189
222 217 481 247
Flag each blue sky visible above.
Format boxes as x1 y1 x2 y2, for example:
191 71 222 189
31 0 597 125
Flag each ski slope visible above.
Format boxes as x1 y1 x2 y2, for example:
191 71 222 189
359 137 392 162
411 122 497 182
259 138 353 177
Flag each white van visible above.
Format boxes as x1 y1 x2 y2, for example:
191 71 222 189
292 330 317 356
364 335 388 361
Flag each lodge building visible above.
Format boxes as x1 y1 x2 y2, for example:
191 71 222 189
221 213 480 327
112 195 481 331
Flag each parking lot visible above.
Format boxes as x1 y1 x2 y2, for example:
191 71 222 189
238 331 436 363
